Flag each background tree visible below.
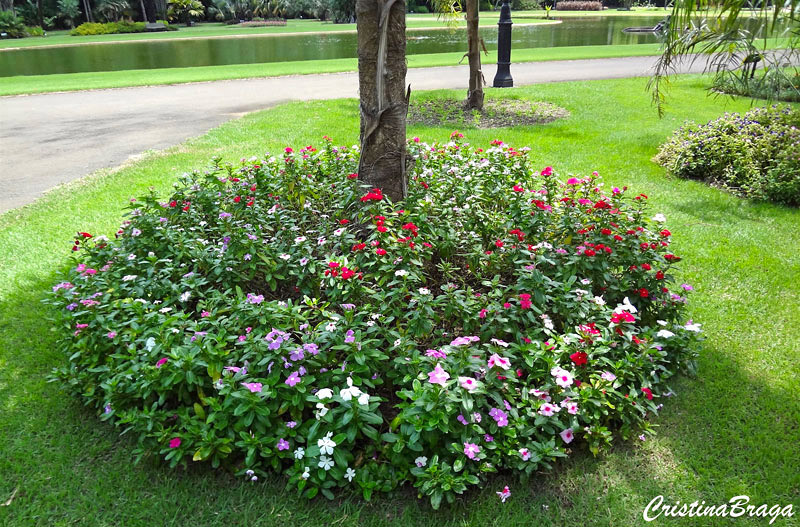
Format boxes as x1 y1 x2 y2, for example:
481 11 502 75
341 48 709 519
96 0 130 20
431 0 486 109
57 0 81 26
356 0 408 201
167 0 203 24
650 0 799 114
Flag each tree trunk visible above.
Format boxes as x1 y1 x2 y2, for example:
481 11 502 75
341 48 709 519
143 0 157 23
356 0 408 202
36 0 43 27
83 0 94 22
465 0 484 110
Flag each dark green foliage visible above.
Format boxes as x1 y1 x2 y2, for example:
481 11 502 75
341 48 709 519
0 9 28 37
69 19 174 33
654 105 800 206
555 1 603 9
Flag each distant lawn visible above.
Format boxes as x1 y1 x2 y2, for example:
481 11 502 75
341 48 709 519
0 16 553 49
0 75 797 526
0 43 666 96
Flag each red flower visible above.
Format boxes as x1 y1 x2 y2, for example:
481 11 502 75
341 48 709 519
570 351 588 366
352 243 366 252
660 229 671 237
402 223 419 236
611 311 636 324
519 293 532 310
655 270 665 280
495 240 504 248
584 249 596 257
341 267 355 280
169 200 177 208
339 219 350 225
78 232 93 238
601 228 612 235
347 173 358 179
420 180 429 189
360 188 384 202
233 196 241 203
641 387 653 400
638 288 649 298
328 262 340 269
375 248 387 256
641 263 651 271
513 185 524 192
541 166 553 176
377 226 388 233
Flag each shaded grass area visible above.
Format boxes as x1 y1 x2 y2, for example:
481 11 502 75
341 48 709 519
0 43 663 96
0 76 798 526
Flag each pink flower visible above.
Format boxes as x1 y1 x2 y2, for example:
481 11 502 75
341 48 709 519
277 438 289 451
539 403 559 416
428 364 450 386
484 434 494 442
458 376 478 392
107 331 117 339
463 442 480 459
156 358 168 368
519 293 532 310
169 437 181 449
601 371 617 382
503 302 511 309
488 353 511 371
560 428 574 444
201 311 211 317
566 177 580 185
496 485 511 502
242 382 263 393
479 308 487 319
519 448 531 461
565 402 579 415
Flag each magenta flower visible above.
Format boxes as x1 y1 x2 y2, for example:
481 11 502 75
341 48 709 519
463 442 480 460
479 309 487 319
428 364 450 386
496 485 511 503
242 382 263 393
566 177 580 185
285 371 301 387
457 414 468 425
169 437 181 449
156 358 168 368
107 331 117 339
488 408 508 427
425 348 447 358
277 438 289 451
484 434 494 442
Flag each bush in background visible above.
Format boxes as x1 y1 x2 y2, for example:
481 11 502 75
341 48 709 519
555 1 603 9
654 105 800 206
0 10 28 37
70 19 175 34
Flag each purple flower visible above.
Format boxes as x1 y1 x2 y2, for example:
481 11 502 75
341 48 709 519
287 421 297 429
285 371 301 387
303 343 319 355
66 303 78 311
484 434 494 442
450 336 480 347
426 348 447 358
681 283 694 291
340 303 356 311
463 442 480 459
277 438 290 451
242 382 263 393
344 330 355 344
290 348 305 361
246 293 264 304
457 414 468 425
488 408 508 427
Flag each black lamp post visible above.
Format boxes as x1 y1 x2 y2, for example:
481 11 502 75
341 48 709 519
493 0 513 88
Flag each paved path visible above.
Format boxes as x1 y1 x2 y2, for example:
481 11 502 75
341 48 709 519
0 55 705 213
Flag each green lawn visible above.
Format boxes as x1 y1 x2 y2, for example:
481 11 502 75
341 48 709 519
0 15 553 49
0 76 798 526
0 43 668 96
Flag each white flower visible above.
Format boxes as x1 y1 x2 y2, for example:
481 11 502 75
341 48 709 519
366 321 375 327
279 253 291 261
333 228 345 236
317 436 337 455
657 320 668 326
127 254 137 260
541 314 554 331
301 467 310 479
294 236 307 243
657 329 675 338
315 388 333 400
414 456 428 468
580 278 591 285
159 307 172 313
145 337 156 351
180 291 191 302
357 392 370 406
294 447 305 459
340 378 362 401
613 297 638 314
122 275 137 281
684 322 702 332
315 403 329 419
344 467 356 482
326 322 337 332
318 455 334 471
593 295 606 306
653 213 667 222
395 270 408 277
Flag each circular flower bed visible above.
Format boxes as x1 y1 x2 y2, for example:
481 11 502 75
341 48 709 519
49 135 702 508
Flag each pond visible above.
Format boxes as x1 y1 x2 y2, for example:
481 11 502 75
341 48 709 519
0 15 669 77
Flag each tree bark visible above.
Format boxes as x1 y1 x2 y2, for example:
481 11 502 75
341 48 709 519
465 0 484 110
356 0 408 202
36 0 43 28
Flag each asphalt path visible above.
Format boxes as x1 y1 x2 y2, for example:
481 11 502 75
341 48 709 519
0 55 707 213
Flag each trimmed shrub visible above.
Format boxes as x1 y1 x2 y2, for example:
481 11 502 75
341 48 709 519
238 18 287 26
654 105 800 206
70 20 175 35
555 1 603 9
49 136 701 508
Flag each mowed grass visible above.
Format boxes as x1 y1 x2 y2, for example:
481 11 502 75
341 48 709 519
0 42 666 96
0 76 798 526
0 15 552 49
